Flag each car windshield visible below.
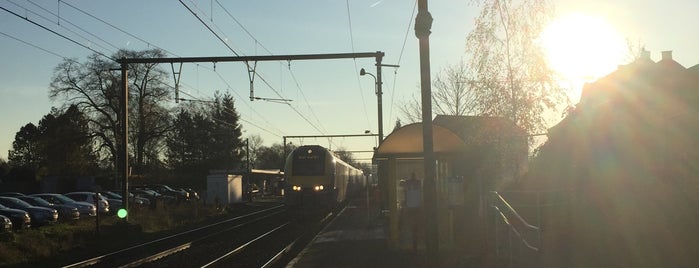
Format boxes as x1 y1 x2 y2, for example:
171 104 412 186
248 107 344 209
102 192 121 199
41 194 76 204
161 185 176 191
19 196 52 206
0 197 32 208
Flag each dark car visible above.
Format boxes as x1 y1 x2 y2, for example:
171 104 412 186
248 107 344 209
131 188 176 205
17 195 80 221
0 204 31 230
145 184 189 201
99 191 147 208
0 192 25 197
182 188 200 201
31 193 97 217
0 197 58 226
0 215 12 232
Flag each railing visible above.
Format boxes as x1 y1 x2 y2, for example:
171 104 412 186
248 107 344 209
490 191 542 268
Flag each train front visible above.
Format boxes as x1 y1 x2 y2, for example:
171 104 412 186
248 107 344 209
284 145 334 208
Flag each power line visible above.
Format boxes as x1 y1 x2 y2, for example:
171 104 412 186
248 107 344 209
0 4 115 61
389 0 417 124
59 0 180 57
23 0 120 51
209 1 329 134
345 0 372 131
56 1 286 139
179 1 331 138
179 0 240 57
0 30 69 60
213 0 274 55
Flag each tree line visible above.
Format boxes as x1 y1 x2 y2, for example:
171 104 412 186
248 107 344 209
0 49 295 192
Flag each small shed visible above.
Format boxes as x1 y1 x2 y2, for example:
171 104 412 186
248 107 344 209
206 173 243 205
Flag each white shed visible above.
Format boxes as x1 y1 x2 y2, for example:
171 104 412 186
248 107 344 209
206 174 243 205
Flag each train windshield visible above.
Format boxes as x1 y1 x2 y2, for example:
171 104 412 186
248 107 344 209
292 148 326 176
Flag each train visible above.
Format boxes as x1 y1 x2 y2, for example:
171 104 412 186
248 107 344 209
284 145 365 208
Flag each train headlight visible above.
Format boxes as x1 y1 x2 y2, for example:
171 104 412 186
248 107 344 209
313 185 324 191
292 185 302 191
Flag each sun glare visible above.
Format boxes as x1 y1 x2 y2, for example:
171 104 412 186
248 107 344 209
540 13 627 83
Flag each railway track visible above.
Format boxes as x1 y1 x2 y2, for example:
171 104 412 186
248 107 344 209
62 203 340 268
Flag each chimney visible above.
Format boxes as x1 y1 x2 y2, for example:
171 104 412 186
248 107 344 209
641 49 651 59
661 50 673 61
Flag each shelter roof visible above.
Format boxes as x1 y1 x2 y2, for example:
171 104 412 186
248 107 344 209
375 122 467 155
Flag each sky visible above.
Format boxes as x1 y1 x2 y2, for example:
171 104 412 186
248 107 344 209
1 0 698 162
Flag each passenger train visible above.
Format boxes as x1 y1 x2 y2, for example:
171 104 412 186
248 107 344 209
284 145 365 208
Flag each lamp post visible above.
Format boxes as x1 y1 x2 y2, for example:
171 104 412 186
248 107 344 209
245 138 250 172
360 68 384 144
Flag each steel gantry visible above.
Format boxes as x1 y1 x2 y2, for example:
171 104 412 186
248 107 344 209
116 52 390 218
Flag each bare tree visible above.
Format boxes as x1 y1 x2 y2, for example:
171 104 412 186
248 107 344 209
49 49 172 174
466 0 566 135
400 60 480 123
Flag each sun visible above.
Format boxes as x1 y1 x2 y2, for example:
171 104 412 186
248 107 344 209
540 13 627 83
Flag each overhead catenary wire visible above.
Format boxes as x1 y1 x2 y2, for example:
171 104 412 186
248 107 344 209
389 0 417 124
23 0 121 52
0 30 69 60
59 1 180 57
177 89 283 138
0 4 116 62
211 0 329 134
5 0 117 55
56 1 286 139
345 0 372 132
180 0 332 139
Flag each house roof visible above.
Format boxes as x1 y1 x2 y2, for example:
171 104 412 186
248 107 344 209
433 115 527 144
578 50 691 110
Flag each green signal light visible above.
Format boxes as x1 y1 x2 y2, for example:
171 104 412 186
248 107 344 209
117 208 128 218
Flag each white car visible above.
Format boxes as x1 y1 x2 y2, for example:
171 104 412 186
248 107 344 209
64 192 110 214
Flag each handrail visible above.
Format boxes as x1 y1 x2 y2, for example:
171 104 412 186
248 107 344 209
491 191 540 231
492 205 539 251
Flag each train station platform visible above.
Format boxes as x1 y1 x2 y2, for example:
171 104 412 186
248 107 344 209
285 194 482 268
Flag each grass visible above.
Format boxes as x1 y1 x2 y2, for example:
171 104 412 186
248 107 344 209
0 201 227 267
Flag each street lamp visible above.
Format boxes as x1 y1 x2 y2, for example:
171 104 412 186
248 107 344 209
360 68 383 144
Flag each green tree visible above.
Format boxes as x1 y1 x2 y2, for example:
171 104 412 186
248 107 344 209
165 92 245 185
256 143 294 170
8 123 41 169
206 92 243 170
37 105 98 176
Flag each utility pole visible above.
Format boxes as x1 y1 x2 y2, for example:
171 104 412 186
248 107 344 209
415 0 438 264
119 61 129 221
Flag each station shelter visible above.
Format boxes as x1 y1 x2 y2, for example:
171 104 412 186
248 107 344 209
373 115 528 253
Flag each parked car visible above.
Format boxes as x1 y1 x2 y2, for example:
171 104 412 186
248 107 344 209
64 192 110 214
0 192 25 197
100 191 148 208
182 188 200 201
0 215 12 232
0 197 58 226
31 193 96 217
0 204 31 229
144 184 189 201
17 195 80 221
131 188 176 205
